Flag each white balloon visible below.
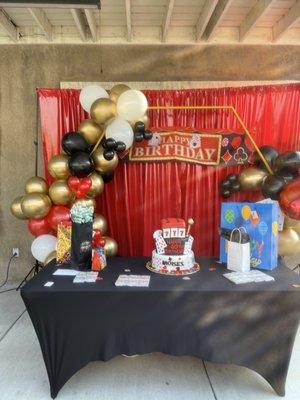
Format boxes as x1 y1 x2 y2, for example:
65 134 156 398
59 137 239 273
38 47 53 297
116 90 148 121
31 234 57 263
79 85 109 113
105 117 134 150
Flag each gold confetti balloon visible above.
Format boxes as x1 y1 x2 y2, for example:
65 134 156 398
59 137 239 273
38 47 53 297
284 215 300 234
10 196 28 220
109 84 130 104
103 236 118 256
87 172 104 198
238 167 268 191
90 98 117 126
21 193 52 219
49 180 73 205
93 213 107 235
48 154 71 180
25 176 48 194
78 119 103 146
278 228 300 256
92 147 118 174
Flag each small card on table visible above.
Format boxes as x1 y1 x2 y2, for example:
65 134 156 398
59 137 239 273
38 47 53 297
115 275 150 287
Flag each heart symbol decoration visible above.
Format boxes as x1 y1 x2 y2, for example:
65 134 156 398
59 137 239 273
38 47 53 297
68 176 92 199
68 176 80 191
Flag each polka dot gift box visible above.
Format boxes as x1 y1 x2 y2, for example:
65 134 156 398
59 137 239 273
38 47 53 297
220 202 279 270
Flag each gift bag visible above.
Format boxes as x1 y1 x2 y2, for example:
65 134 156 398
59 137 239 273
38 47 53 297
92 247 107 271
71 221 93 270
220 202 279 270
56 223 71 265
227 228 250 272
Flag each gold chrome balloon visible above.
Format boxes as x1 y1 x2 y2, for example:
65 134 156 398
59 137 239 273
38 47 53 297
72 198 96 209
44 250 57 265
10 196 28 220
238 167 268 191
48 154 71 180
25 176 48 194
278 228 300 256
284 216 300 234
92 147 118 174
103 236 118 256
87 172 104 198
78 119 103 146
93 213 107 235
109 84 130 104
49 180 73 205
130 114 149 129
90 98 117 126
21 194 52 219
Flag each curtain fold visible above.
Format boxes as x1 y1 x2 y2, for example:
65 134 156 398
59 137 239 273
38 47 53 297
38 84 300 257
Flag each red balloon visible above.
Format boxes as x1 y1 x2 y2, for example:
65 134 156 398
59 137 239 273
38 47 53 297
28 217 52 236
80 177 92 191
75 189 86 199
47 205 71 230
68 176 80 191
99 238 106 247
93 229 101 238
279 178 300 220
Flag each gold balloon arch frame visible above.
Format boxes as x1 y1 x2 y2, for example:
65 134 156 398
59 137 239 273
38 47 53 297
92 105 274 175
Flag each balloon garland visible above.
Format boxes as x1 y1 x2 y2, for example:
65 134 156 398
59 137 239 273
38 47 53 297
221 146 300 256
11 84 299 261
10 84 153 264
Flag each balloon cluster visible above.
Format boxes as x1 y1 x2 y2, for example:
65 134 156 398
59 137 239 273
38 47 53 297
11 83 150 263
221 146 300 256
221 174 241 198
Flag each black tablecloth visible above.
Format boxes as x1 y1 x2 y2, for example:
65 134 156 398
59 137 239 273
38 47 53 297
21 257 300 398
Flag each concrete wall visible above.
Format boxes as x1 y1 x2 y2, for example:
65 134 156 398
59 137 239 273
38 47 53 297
0 44 299 281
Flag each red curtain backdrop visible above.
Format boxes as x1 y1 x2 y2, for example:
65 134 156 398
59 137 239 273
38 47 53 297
38 84 300 257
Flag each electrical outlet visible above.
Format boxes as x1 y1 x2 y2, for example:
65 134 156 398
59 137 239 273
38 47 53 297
12 248 19 257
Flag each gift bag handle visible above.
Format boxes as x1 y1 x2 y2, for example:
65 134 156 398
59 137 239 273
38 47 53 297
229 228 242 244
239 226 247 234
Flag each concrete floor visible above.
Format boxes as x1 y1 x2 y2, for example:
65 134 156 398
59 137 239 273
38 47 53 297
0 286 299 400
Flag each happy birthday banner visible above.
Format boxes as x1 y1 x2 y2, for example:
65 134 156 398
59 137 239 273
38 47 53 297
128 131 252 166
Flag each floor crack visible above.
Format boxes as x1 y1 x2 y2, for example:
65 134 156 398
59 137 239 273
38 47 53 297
202 360 218 400
0 310 27 343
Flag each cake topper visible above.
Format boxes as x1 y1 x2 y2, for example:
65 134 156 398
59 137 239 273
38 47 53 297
186 218 194 237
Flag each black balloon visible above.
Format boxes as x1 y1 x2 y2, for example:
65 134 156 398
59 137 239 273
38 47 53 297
134 132 144 142
253 146 278 168
276 167 298 184
231 181 241 192
115 141 126 152
69 151 94 177
261 175 286 200
222 189 231 198
134 121 146 133
103 138 117 151
62 132 89 155
103 149 115 161
275 151 300 171
143 130 153 140
221 180 231 189
227 173 238 183
101 171 114 183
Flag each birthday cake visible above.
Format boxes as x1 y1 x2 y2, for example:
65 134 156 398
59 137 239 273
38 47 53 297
146 218 199 275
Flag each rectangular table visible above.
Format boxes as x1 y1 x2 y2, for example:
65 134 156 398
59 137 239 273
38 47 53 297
21 257 300 398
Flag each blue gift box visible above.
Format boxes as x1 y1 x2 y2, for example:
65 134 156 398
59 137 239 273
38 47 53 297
220 202 279 270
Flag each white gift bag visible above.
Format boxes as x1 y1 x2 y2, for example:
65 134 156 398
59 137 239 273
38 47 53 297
227 228 250 272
